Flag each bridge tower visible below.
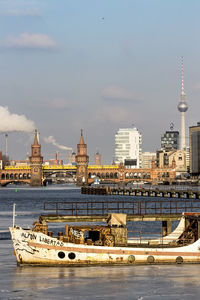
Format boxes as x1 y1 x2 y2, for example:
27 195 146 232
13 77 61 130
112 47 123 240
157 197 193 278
75 130 89 186
29 130 43 186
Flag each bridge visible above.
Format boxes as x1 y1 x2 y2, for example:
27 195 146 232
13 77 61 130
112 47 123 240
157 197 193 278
0 163 176 186
0 166 31 186
87 163 175 185
0 165 76 186
0 131 176 186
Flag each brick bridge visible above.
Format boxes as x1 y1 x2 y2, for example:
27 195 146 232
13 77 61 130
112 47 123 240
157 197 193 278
0 167 31 186
0 131 176 186
87 163 175 185
0 163 176 186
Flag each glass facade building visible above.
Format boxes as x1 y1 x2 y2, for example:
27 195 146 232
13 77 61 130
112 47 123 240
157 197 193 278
161 131 179 150
189 123 200 175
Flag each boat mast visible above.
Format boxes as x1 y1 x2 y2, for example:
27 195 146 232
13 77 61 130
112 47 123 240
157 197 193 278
13 203 16 227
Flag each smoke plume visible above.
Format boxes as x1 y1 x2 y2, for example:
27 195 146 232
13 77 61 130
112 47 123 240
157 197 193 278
44 135 72 151
0 106 35 132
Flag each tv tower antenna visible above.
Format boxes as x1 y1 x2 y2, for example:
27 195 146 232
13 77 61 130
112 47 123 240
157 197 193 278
177 56 188 150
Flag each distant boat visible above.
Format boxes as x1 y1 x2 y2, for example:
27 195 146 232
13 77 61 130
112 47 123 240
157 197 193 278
93 178 100 185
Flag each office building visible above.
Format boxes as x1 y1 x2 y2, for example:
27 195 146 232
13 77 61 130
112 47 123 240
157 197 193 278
115 127 142 168
161 131 179 150
141 152 156 169
189 122 200 175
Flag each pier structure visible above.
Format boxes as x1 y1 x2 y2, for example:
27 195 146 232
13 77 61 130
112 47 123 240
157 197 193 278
39 199 200 237
81 186 200 199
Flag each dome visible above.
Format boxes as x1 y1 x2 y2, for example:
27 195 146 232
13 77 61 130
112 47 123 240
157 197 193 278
177 101 188 112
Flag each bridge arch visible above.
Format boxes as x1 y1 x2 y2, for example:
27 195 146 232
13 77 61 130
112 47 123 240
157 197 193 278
2 180 29 187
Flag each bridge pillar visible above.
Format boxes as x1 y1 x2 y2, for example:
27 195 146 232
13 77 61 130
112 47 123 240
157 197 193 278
75 130 89 186
29 130 43 186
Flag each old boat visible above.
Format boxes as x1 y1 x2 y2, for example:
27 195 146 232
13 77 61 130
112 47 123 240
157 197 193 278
10 207 200 265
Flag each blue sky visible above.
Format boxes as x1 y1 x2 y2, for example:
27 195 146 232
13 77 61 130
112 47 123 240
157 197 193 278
0 0 200 163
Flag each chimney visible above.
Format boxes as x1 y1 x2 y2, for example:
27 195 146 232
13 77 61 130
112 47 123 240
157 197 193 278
5 134 8 158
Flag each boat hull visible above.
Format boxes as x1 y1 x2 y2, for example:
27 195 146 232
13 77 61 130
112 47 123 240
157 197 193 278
10 226 200 265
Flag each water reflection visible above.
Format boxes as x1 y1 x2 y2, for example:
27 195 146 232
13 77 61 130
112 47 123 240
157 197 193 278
12 264 200 291
1 240 200 299
1 187 200 299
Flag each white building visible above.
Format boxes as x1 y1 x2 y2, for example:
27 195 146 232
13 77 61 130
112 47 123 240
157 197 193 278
141 152 156 169
115 127 142 168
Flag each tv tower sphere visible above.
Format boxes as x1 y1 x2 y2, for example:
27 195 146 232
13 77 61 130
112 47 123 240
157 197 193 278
178 101 188 112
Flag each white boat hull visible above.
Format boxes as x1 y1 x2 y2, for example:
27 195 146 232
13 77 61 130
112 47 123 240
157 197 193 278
10 226 200 265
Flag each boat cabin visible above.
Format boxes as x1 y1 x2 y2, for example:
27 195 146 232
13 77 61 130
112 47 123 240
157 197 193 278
32 212 200 248
33 213 128 247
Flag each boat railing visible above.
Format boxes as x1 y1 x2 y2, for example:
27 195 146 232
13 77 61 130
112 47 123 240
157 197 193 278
127 229 163 245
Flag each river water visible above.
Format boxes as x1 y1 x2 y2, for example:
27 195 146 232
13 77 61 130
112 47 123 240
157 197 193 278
0 185 200 300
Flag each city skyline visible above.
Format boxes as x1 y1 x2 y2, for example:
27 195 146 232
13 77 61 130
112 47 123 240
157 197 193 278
0 1 200 163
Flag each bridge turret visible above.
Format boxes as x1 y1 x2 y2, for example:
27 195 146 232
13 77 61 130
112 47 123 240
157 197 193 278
75 130 89 186
29 130 43 186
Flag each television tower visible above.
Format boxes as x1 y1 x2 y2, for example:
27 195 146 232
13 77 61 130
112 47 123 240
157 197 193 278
177 57 188 150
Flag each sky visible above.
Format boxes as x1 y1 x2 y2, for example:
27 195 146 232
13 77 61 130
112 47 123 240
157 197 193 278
0 0 200 163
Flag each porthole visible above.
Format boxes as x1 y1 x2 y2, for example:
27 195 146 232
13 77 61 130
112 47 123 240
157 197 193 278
147 255 155 263
176 256 183 264
58 251 65 259
128 255 135 263
68 252 76 260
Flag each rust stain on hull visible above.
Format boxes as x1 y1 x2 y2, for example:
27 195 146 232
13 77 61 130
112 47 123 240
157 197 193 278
29 241 200 257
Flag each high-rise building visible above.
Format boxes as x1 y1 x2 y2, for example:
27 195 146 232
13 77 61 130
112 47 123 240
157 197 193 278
177 57 188 150
189 122 200 175
115 127 142 168
161 131 179 150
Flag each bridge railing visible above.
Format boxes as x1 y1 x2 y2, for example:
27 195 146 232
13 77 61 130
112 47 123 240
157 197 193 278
43 199 200 216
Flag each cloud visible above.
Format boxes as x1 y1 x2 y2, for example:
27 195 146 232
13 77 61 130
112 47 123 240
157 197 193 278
193 82 200 91
0 106 35 133
99 105 135 124
3 33 57 49
102 85 134 101
44 136 73 151
49 99 71 110
3 8 41 17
